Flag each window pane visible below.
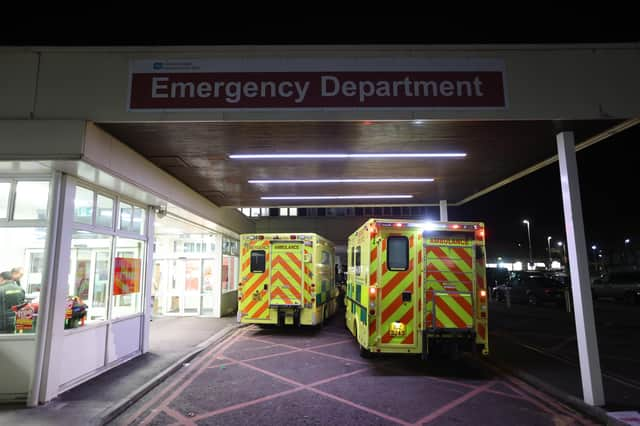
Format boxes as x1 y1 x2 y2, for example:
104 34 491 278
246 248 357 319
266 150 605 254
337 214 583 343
223 255 239 292
289 208 298 216
112 238 145 319
321 251 331 265
0 227 48 335
119 202 132 232
250 250 265 273
74 186 94 224
355 247 361 275
14 181 49 220
131 206 146 235
250 208 260 217
260 208 268 217
388 236 409 271
0 182 10 219
67 232 113 326
96 195 114 228
279 207 288 216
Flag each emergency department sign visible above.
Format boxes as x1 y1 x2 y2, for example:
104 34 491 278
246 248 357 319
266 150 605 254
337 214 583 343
113 257 141 295
129 59 506 110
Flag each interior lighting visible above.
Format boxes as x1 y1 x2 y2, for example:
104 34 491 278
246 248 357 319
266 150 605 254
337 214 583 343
230 153 466 159
261 195 413 200
249 178 434 184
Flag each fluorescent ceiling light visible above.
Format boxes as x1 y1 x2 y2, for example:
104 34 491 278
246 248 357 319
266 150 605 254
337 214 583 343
249 178 434 184
230 153 465 159
261 195 413 200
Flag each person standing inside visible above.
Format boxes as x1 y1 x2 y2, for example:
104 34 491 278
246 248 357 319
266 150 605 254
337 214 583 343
0 271 26 334
11 267 24 287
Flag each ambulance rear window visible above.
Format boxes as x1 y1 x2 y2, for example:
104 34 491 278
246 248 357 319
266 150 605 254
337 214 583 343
387 236 409 271
250 250 266 273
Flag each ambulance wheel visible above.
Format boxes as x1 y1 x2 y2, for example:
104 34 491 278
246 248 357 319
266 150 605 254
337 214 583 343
318 305 326 328
359 344 373 358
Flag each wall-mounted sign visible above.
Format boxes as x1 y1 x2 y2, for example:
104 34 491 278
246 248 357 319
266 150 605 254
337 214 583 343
113 257 141 295
129 59 506 111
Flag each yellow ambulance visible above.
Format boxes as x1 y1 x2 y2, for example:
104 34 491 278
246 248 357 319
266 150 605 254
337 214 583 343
345 219 489 358
238 233 339 326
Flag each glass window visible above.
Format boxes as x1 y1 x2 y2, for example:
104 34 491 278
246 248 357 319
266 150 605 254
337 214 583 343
0 182 10 219
131 206 146 235
223 255 239 292
242 208 250 217
14 181 49 220
321 251 331 265
67 232 113 326
387 236 409 271
250 208 260 217
0 227 48 334
74 186 94 224
119 202 133 232
260 208 268 217
355 246 361 276
96 195 114 228
250 250 266 273
289 208 297 216
112 237 145 319
280 208 288 216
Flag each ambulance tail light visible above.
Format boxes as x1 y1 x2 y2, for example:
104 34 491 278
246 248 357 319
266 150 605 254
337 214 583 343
394 223 404 228
290 235 297 240
258 235 264 240
369 287 377 315
480 290 487 298
475 229 485 241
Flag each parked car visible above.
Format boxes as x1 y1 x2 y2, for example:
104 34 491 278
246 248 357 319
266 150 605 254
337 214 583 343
494 273 567 306
591 271 640 304
486 267 510 295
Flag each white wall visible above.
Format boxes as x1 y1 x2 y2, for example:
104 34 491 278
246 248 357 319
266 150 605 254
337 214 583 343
0 51 38 119
0 45 638 122
0 120 84 160
0 336 36 400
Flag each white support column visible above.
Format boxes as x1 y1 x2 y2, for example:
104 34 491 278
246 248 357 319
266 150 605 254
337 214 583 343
439 200 448 222
141 207 155 354
557 131 605 406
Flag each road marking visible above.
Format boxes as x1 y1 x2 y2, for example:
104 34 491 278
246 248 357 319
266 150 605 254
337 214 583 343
413 381 495 425
130 327 249 426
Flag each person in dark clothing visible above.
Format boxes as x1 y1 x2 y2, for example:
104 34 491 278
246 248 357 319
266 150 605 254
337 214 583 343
0 271 26 334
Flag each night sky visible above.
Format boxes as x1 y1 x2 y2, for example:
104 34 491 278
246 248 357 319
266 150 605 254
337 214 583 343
455 124 640 261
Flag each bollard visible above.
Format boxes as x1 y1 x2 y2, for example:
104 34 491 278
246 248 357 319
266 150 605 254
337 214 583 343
506 287 511 309
564 288 572 313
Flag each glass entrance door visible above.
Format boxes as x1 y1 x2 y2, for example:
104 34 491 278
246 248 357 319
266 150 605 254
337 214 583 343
183 259 201 314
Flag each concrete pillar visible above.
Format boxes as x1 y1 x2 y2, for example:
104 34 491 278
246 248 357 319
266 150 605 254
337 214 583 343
557 131 605 406
439 200 448 222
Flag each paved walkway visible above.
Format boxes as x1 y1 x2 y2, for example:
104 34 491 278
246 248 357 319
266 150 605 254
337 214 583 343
488 300 640 423
111 314 598 426
0 315 239 426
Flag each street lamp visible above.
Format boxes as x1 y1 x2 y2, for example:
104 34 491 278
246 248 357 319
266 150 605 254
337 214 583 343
547 236 552 269
522 220 532 269
557 241 566 267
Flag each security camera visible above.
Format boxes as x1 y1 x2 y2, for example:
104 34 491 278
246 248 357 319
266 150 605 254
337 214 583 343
154 204 168 218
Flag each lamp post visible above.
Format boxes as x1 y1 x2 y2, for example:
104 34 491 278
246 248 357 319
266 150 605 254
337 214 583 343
547 236 552 269
557 241 566 267
523 220 532 269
